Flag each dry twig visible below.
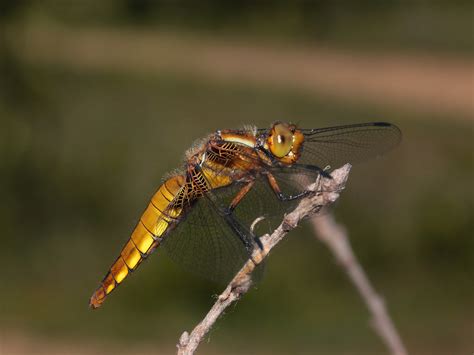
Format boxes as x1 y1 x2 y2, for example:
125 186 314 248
310 214 408 355
176 164 407 354
177 164 351 355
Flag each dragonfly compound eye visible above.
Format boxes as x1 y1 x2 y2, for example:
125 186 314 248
269 123 294 158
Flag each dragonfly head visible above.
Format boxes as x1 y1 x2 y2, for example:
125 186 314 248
264 122 304 164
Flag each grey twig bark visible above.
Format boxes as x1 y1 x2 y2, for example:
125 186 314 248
176 164 406 355
310 214 408 355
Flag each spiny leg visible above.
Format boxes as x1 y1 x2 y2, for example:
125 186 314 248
224 180 264 251
228 180 255 212
203 179 262 256
266 162 332 201
266 172 310 201
293 163 332 178
221 212 262 252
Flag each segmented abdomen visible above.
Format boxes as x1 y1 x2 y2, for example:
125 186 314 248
89 175 186 309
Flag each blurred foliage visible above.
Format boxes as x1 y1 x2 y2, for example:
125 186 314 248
0 1 473 354
1 64 472 354
0 0 473 53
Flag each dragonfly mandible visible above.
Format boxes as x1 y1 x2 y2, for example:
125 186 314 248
89 121 401 308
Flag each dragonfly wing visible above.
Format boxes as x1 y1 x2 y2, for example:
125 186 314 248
161 174 285 284
162 121 402 284
161 183 251 284
231 175 297 234
299 122 401 169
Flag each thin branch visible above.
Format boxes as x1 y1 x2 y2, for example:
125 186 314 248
310 214 408 355
177 164 352 355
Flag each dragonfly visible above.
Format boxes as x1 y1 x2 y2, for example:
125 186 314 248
89 121 401 309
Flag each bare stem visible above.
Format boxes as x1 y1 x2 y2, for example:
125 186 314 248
177 164 351 355
310 214 408 355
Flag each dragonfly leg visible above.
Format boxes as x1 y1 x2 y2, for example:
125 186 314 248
292 163 333 179
228 180 255 212
226 180 264 251
202 185 263 254
222 212 263 252
196 162 262 254
266 172 311 201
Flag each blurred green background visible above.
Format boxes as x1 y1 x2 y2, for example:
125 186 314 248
1 1 473 354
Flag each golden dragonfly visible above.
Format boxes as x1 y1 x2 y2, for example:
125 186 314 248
90 121 401 309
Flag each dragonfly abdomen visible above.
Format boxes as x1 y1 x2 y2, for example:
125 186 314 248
89 175 186 309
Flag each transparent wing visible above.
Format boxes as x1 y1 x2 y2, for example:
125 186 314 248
162 122 401 283
230 176 295 235
161 173 291 284
299 122 401 169
161 186 251 284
